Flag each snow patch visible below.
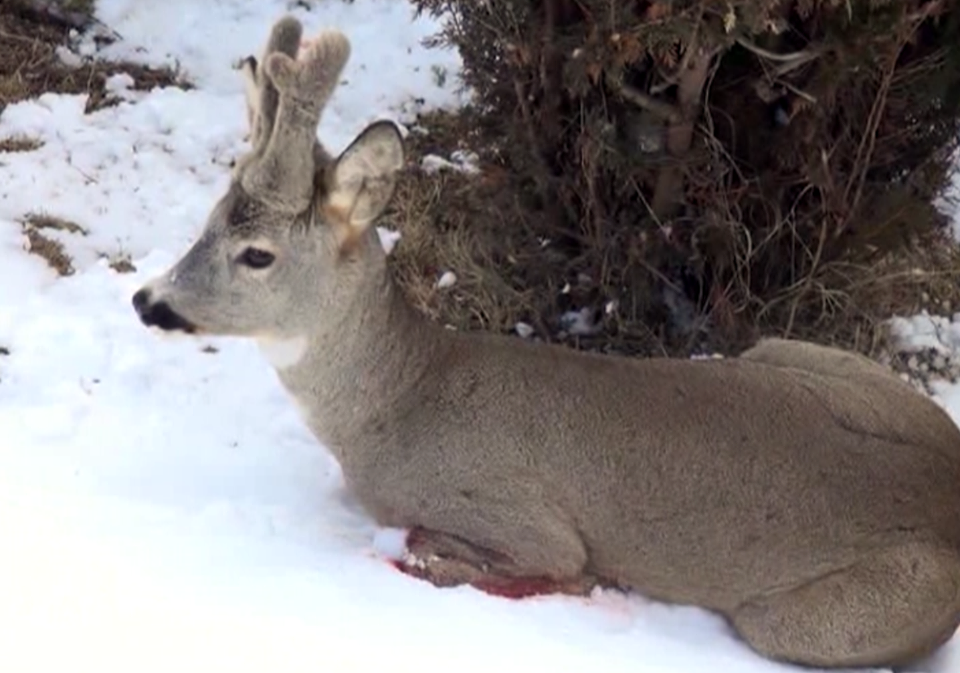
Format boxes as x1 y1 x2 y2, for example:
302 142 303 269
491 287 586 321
436 270 457 289
376 226 402 255
888 312 960 354
560 307 602 336
421 149 480 175
515 322 536 339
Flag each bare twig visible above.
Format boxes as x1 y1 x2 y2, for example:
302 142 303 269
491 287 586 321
785 217 829 336
740 32 822 107
0 28 38 44
842 4 932 215
606 75 680 123
778 79 817 105
735 36 821 64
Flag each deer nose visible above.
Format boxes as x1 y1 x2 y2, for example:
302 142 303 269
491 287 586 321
132 288 151 316
131 288 198 333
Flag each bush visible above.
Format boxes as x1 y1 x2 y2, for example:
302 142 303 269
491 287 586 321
402 0 960 357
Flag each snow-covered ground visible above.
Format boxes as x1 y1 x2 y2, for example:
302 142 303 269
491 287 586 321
2 1 960 672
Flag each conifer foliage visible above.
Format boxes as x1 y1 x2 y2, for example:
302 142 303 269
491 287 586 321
409 0 960 354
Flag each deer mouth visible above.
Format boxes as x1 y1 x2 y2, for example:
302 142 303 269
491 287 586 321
132 288 200 334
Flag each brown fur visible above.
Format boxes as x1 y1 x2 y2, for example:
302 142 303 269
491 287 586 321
132 16 960 669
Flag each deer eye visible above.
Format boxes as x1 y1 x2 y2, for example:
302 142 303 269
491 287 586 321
239 247 275 269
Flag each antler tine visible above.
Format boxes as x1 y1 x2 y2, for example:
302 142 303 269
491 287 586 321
240 28 351 214
236 17 303 171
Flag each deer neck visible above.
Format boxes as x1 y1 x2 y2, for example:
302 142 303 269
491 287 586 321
265 237 448 459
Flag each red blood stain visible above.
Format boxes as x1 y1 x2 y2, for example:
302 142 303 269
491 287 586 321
469 576 563 600
390 527 572 600
390 558 412 574
389 558 561 600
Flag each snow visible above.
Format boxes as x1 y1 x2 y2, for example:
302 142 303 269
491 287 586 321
515 321 536 339
2 1 960 672
420 149 480 175
560 307 602 337
889 312 960 355
435 269 457 289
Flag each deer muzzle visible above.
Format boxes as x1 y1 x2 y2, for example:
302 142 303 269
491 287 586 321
132 287 198 334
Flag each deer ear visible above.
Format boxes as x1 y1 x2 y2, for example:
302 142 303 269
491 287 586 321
323 121 404 243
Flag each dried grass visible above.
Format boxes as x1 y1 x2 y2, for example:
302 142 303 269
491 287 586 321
18 212 87 276
388 100 960 361
0 0 185 115
0 134 42 151
388 110 676 356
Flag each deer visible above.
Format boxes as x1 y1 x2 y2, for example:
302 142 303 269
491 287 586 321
131 16 960 670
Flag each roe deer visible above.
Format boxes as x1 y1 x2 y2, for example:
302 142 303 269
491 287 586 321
131 16 960 669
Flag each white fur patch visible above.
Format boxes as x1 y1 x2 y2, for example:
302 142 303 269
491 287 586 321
257 336 308 370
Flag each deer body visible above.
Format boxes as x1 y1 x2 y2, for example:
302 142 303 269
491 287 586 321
132 17 960 669
271 224 960 649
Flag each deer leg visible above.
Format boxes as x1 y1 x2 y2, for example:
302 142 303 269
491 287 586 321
729 541 960 669
395 526 600 599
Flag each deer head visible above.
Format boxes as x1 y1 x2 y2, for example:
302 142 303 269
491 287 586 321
131 16 405 342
